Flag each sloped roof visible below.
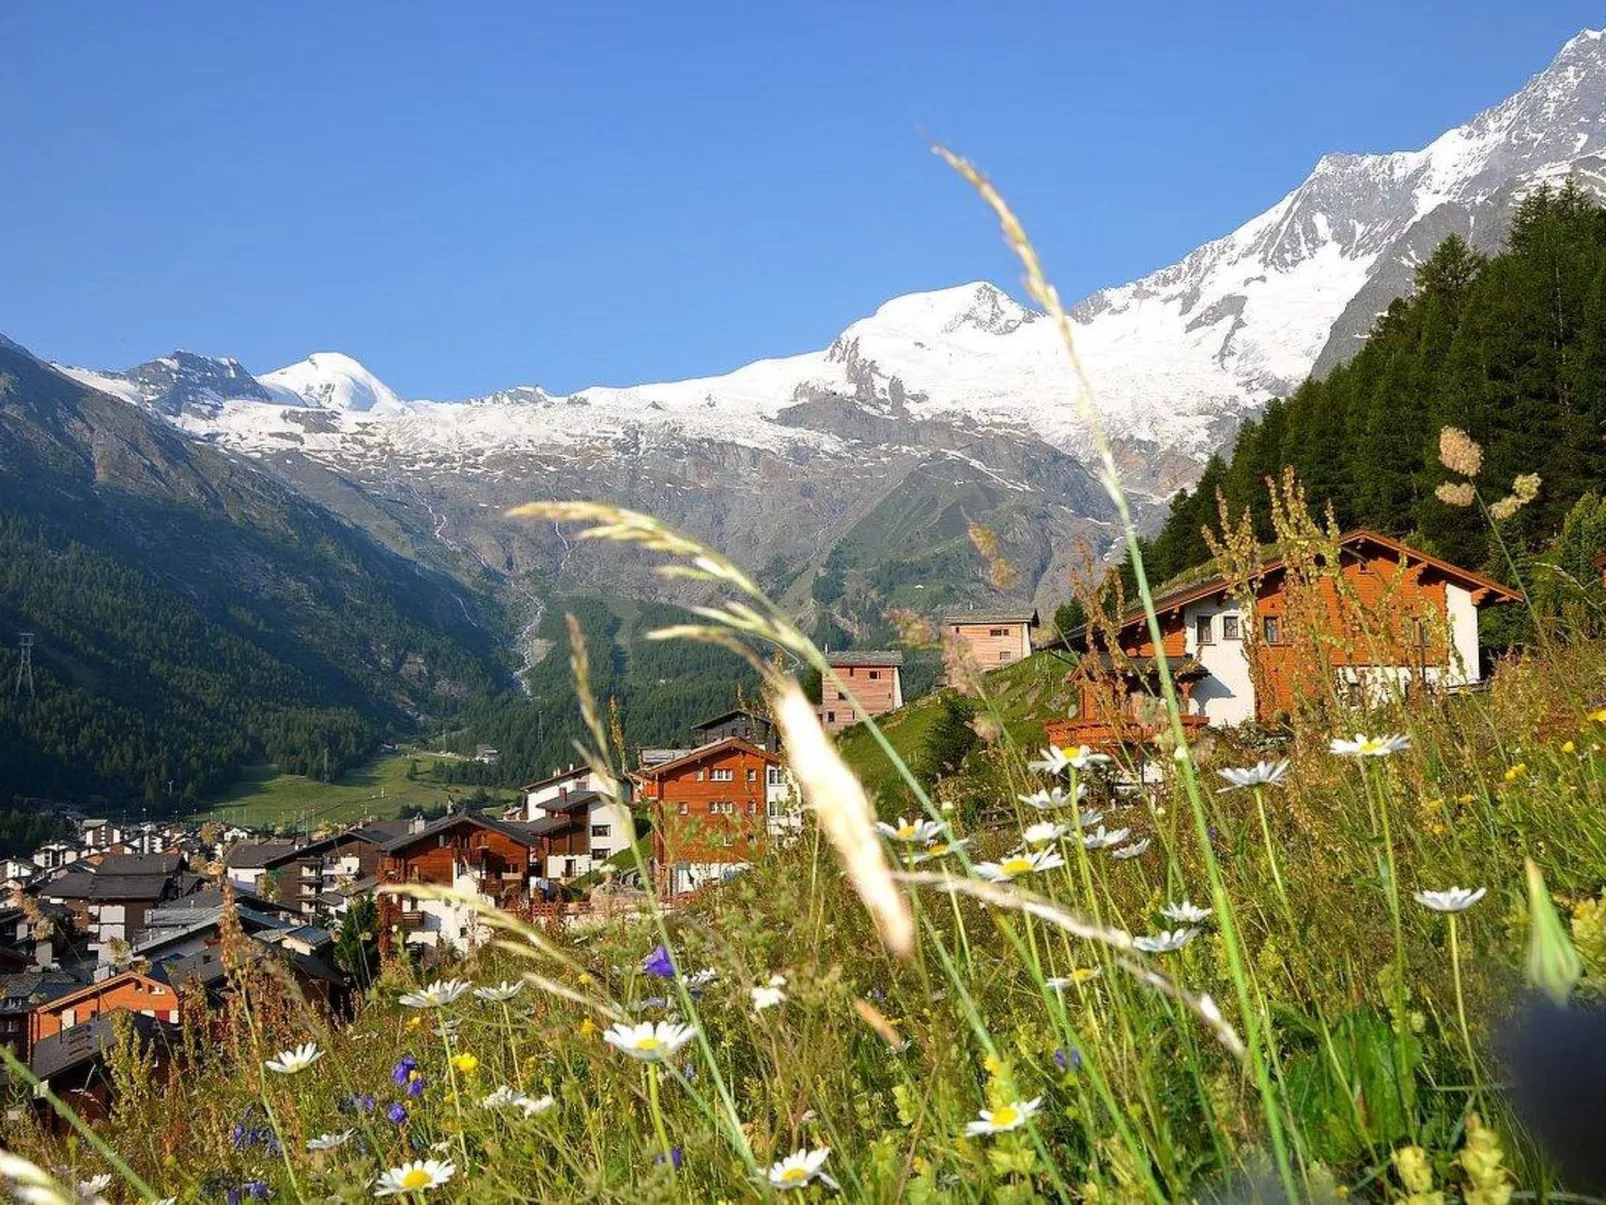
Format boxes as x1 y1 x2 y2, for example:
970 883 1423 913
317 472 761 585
635 736 782 779
39 873 96 900
377 813 546 855
224 842 298 869
1065 529 1521 645
944 608 1040 625
87 874 172 901
691 708 772 731
31 1011 177 1080
825 650 904 668
96 852 183 876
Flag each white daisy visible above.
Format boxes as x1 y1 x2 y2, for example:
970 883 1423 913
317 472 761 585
78 1175 112 1197
965 1096 1043 1136
681 967 718 990
602 1020 698 1061
1218 760 1290 790
1021 821 1070 846
1044 967 1101 991
373 1159 456 1196
768 1147 835 1191
264 1041 323 1075
1133 928 1199 953
1081 825 1131 850
1161 900 1211 924
398 978 470 1008
482 1087 558 1117
306 1131 354 1151
1017 788 1072 810
1076 808 1104 828
751 984 786 1012
473 980 525 1002
1111 838 1150 860
1330 733 1411 758
876 816 944 843
1412 886 1487 913
973 850 1065 882
1027 745 1073 774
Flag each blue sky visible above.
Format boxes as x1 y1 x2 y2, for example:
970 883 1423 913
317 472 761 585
2 2 1602 398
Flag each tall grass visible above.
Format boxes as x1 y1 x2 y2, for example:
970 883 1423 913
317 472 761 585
3 157 1602 1204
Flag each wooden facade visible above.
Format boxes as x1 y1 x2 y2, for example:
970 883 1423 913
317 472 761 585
1057 530 1518 742
945 610 1039 668
638 739 782 884
30 971 179 1049
819 652 904 733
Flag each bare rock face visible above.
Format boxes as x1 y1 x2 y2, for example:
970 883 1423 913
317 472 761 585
41 29 1606 628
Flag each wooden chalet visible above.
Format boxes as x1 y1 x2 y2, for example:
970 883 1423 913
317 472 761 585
944 608 1040 667
1054 529 1519 747
636 738 787 894
374 814 546 951
819 651 904 734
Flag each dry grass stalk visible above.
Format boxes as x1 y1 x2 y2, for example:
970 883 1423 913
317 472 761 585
771 681 914 957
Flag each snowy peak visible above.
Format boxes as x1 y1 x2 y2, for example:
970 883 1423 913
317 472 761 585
260 352 407 413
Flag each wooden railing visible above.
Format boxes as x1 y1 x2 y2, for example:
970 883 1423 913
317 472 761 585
1045 714 1209 752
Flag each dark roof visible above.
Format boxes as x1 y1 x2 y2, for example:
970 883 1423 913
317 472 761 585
691 708 772 731
96 853 183 876
1074 652 1209 680
542 790 603 815
224 842 298 869
824 650 904 668
526 816 576 837
31 1012 177 1081
944 608 1040 625
39 873 96 900
378 813 546 854
149 949 226 991
88 874 173 901
283 924 333 948
0 971 82 1011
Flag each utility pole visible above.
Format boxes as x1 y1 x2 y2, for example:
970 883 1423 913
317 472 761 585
13 633 34 703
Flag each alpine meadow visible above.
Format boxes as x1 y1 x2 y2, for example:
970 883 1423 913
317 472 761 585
8 10 1606 1205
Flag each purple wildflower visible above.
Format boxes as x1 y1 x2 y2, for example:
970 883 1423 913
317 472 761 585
643 944 675 977
387 1102 408 1124
406 1074 426 1099
1054 1046 1084 1072
391 1055 418 1086
655 1148 684 1170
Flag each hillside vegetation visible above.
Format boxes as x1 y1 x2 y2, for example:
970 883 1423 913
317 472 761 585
0 339 506 810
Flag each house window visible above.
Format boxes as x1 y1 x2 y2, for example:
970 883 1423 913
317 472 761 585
695 769 705 782
746 768 756 782
990 627 1009 637
1262 616 1282 645
998 651 1009 661
766 767 782 785
591 824 610 838
868 670 880 680
1195 616 1213 646
1222 614 1240 641
825 711 836 724
678 803 689 815
711 768 734 782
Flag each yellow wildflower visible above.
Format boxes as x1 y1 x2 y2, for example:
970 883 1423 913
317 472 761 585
579 1017 598 1037
1562 740 1576 754
1458 794 1476 806
1503 763 1526 783
1590 708 1606 723
450 1053 479 1075
405 1015 423 1030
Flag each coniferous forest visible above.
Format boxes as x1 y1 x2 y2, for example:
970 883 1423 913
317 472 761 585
1138 184 1606 633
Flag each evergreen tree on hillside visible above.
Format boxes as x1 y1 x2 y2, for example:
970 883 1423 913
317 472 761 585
1146 185 1606 591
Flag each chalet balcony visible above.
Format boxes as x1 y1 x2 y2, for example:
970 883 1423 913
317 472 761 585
1045 714 1209 754
394 910 427 931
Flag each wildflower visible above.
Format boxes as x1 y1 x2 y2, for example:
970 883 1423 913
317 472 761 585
1591 708 1606 723
1053 1047 1083 1072
876 816 943 843
1392 1145 1437 1200
373 1159 456 1196
655 1148 684 1171
1488 472 1542 522
768 1148 835 1191
1081 825 1130 850
1217 760 1290 790
965 1097 1043 1136
1133 928 1199 953
1330 733 1411 758
642 945 675 977
406 1072 426 1099
579 1017 598 1037
386 1102 408 1124
751 984 785 1013
974 850 1065 882
450 1053 479 1075
681 967 718 992
1077 808 1104 828
306 1131 354 1151
1021 821 1070 846
1018 787 1077 810
1438 427 1483 477
1111 838 1150 859
398 979 470 1008
1413 886 1486 913
907 837 969 864
1436 481 1477 507
473 980 524 1002
1562 740 1576 754
480 1086 554 1116
0 1151 77 1205
602 1020 698 1061
1161 900 1211 924
264 1042 322 1075
1029 744 1109 774
1503 762 1527 782
391 1055 418 1086
79 1175 113 1197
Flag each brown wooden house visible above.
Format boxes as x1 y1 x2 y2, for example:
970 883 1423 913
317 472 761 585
818 651 904 733
944 608 1040 667
1053 530 1519 747
375 815 545 952
637 738 785 894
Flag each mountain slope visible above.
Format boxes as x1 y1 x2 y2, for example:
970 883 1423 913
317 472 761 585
0 337 507 807
45 28 1606 638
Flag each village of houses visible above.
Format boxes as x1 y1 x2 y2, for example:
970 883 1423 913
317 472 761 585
0 529 1520 1125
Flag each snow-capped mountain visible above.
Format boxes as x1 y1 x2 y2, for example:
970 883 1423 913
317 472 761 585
43 28 1606 618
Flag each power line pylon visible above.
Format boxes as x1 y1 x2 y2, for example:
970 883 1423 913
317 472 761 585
13 633 35 703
